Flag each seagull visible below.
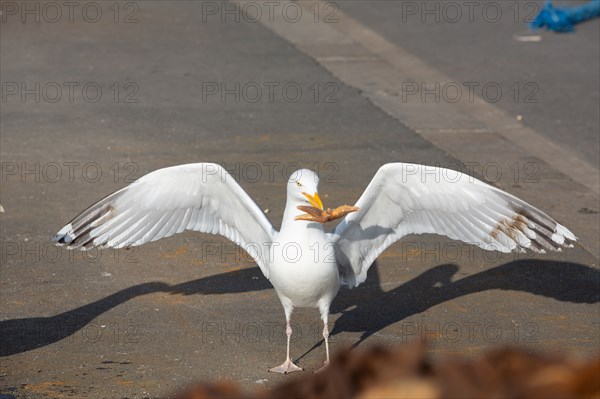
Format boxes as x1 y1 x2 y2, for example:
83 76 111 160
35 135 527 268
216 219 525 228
53 162 576 373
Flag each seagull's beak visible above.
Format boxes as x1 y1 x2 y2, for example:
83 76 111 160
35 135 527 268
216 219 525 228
302 192 323 210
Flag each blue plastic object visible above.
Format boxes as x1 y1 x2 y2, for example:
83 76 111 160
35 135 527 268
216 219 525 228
530 0 600 32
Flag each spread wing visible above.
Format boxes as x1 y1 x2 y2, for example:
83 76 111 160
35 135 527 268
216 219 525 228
331 163 577 287
53 163 275 278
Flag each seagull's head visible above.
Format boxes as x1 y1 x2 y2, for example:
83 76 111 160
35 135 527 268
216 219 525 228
288 169 322 210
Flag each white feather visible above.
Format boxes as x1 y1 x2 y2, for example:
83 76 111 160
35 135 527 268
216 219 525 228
332 163 577 287
53 163 275 278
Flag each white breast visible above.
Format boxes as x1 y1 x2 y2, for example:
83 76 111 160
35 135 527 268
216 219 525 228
268 227 339 308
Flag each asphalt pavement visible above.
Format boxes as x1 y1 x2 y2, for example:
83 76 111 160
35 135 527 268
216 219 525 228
338 0 600 167
1 1 598 398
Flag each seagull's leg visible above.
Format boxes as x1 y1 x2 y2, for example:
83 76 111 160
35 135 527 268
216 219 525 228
323 318 331 364
268 306 303 374
316 305 331 372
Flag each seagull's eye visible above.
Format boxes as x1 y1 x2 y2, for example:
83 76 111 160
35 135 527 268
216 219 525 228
296 181 302 187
